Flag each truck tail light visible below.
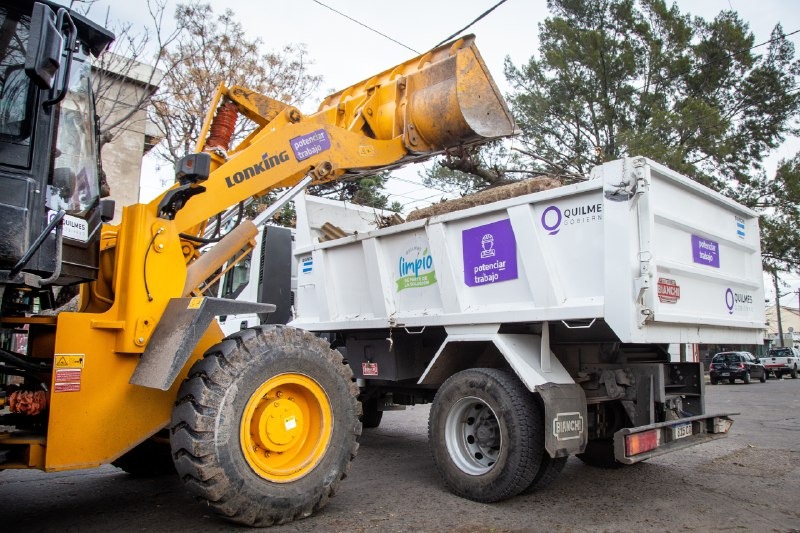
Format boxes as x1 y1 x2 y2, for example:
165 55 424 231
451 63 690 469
625 429 660 457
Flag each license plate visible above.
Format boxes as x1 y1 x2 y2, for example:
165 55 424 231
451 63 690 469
671 423 692 440
721 372 729 377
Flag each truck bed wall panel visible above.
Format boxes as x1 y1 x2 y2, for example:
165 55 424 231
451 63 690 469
292 157 764 345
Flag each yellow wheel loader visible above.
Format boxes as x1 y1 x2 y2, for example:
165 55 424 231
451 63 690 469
0 0 514 525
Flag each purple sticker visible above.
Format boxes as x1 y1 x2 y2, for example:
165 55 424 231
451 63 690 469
290 129 331 161
463 219 518 287
691 235 720 268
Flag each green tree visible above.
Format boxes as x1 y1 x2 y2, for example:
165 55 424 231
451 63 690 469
310 171 402 212
505 0 799 186
429 0 800 273
738 154 800 273
421 142 550 196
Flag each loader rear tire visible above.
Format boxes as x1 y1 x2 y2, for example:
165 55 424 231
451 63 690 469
428 368 543 503
170 325 361 527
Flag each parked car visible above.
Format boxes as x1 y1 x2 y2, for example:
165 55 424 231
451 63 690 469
759 347 799 379
709 351 767 384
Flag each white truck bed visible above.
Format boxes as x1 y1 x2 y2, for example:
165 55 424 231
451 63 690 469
292 157 765 345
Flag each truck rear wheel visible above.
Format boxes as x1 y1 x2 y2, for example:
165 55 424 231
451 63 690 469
576 439 622 468
523 453 568 493
522 395 567 493
360 396 383 429
428 368 543 502
791 366 798 379
170 325 361 527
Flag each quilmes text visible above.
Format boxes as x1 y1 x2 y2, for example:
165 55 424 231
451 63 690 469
224 151 290 188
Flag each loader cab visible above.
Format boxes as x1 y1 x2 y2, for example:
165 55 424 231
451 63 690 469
0 1 113 309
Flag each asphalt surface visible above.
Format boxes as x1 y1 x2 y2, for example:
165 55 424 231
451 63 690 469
2 375 799 532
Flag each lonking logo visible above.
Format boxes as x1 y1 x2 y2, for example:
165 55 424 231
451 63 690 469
725 287 753 315
397 246 436 291
224 151 290 188
541 202 602 235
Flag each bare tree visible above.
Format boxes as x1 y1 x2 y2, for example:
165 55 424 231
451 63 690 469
70 0 187 153
152 3 322 165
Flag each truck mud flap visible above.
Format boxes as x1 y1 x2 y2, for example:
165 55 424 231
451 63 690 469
130 297 275 390
613 413 735 464
537 382 588 458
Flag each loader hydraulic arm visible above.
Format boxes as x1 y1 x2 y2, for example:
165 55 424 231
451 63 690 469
81 35 513 378
155 35 514 237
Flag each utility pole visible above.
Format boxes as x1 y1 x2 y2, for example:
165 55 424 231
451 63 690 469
774 273 784 347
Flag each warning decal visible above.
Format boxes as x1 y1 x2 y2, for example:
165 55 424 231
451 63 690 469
54 368 82 393
54 354 84 368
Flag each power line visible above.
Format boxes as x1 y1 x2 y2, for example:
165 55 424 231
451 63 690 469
432 0 509 49
309 0 419 54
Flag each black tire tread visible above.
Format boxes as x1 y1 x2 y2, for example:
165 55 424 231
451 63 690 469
576 439 623 469
429 368 544 503
170 325 361 527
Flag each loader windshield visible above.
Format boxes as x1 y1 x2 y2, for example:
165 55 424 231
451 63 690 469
46 55 99 216
0 5 34 157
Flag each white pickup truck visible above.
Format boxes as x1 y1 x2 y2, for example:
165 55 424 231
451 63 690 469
760 346 800 379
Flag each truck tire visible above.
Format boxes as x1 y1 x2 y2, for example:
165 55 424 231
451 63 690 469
428 368 543 502
522 394 566 493
360 396 383 429
523 453 567 493
774 371 782 379
792 366 798 379
112 432 175 477
170 325 361 527
576 439 623 468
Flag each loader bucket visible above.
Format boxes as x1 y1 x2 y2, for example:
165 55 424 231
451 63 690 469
404 38 515 152
319 35 514 153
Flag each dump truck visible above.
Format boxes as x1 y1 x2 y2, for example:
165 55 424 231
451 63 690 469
0 0 515 525
288 156 765 499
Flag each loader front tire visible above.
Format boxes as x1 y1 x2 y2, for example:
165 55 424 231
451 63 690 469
170 325 361 527
428 368 543 502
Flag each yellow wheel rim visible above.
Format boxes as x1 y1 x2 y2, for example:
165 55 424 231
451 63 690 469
240 373 332 483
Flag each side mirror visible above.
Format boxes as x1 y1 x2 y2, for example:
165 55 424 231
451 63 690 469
24 3 62 90
99 198 116 222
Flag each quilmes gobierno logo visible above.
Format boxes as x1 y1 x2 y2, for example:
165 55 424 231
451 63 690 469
725 287 753 315
397 246 437 291
541 205 562 235
541 202 603 236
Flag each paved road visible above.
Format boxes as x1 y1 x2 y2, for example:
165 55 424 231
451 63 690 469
2 376 799 532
